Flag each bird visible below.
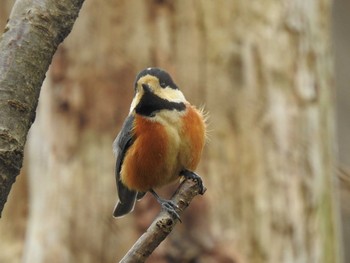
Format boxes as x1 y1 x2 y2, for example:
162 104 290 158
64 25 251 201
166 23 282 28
113 67 206 219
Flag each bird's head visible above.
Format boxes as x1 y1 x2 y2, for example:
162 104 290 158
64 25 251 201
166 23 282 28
130 68 187 117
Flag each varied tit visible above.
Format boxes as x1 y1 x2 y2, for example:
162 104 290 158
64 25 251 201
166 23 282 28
113 67 206 219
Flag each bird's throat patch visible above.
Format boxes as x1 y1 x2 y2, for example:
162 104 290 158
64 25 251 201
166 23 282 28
135 88 185 117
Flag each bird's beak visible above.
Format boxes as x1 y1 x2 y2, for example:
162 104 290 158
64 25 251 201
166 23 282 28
141 83 152 93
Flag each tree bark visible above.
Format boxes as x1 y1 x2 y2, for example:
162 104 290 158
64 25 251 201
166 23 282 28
0 0 84 216
201 1 340 262
333 0 350 261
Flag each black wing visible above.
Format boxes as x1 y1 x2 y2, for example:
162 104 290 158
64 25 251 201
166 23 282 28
112 114 138 217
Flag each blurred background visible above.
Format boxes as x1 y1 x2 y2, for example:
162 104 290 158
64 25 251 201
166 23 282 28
0 0 349 263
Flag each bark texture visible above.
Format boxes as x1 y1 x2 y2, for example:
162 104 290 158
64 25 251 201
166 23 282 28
333 0 350 261
0 4 29 263
201 1 340 262
0 0 84 215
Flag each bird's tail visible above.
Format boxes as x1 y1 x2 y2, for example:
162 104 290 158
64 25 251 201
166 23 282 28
113 192 137 218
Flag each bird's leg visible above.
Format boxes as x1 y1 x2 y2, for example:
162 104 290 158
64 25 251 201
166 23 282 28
150 189 181 222
181 169 205 195
136 191 146 200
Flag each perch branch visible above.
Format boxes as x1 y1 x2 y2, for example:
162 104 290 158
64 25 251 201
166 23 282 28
119 179 206 263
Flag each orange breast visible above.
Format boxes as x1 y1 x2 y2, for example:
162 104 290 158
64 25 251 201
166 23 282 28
120 115 169 192
121 105 206 192
179 105 206 171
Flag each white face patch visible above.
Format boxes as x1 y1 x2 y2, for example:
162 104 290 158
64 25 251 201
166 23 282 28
130 75 187 114
154 86 186 104
129 87 144 113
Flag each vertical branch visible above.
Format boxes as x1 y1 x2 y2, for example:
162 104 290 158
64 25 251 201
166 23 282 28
0 0 85 216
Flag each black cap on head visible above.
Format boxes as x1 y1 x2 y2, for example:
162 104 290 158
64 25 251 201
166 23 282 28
134 67 179 90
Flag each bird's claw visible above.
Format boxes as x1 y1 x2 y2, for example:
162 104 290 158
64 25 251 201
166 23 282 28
161 200 181 222
150 189 181 222
181 170 205 195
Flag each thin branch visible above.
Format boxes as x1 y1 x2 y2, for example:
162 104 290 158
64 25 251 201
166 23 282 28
119 179 206 263
0 0 85 216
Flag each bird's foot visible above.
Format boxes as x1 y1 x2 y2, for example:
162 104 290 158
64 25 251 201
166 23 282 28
181 170 205 195
150 189 181 222
160 199 181 222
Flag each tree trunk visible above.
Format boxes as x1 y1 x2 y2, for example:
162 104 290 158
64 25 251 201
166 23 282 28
1 1 340 263
0 4 29 263
201 1 340 262
333 0 350 261
0 0 85 216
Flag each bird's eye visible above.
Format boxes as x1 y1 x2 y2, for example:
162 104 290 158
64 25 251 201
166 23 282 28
159 82 167 88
